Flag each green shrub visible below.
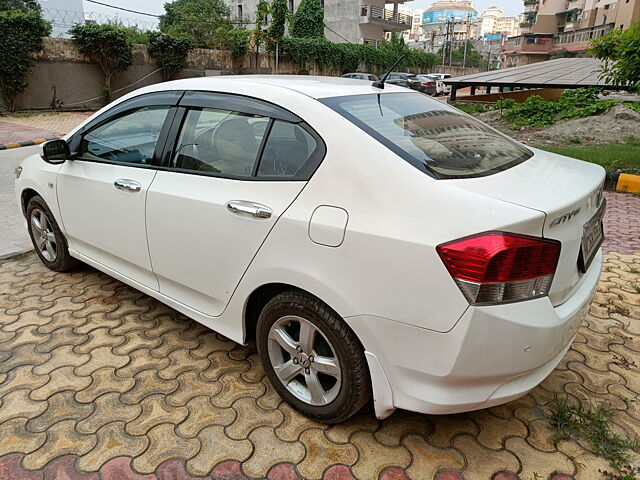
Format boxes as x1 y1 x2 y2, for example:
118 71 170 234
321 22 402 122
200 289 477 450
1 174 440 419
496 88 620 128
590 21 640 93
69 23 133 100
267 0 287 41
290 0 324 39
148 32 194 81
159 0 231 48
624 102 640 113
279 37 437 74
0 9 51 112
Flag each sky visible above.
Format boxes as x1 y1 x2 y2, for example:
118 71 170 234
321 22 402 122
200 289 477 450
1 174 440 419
78 0 523 28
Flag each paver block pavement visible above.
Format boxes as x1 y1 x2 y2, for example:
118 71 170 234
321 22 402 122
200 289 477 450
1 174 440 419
0 249 638 479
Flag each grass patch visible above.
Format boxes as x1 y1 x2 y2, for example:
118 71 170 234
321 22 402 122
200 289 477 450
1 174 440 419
548 394 639 479
535 139 640 174
629 267 640 274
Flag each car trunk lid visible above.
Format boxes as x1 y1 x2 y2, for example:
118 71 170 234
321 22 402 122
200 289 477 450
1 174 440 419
447 148 606 306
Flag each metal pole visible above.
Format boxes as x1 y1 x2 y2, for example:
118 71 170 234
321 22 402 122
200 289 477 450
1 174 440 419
462 13 470 70
441 25 446 66
275 41 279 75
448 19 453 68
487 43 492 71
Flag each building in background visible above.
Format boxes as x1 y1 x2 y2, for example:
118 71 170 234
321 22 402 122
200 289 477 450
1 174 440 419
502 0 639 67
224 0 411 46
419 0 478 52
475 6 521 38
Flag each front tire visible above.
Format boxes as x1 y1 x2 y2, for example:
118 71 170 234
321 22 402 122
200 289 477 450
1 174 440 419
26 195 78 272
257 290 371 423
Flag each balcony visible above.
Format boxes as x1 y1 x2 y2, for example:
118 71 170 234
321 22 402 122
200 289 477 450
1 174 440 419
360 5 412 31
555 23 614 46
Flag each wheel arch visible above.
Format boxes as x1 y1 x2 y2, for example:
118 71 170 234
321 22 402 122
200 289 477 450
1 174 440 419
21 188 42 216
242 282 365 353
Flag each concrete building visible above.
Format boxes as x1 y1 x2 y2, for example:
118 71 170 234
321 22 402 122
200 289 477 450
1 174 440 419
224 0 411 45
476 6 521 38
502 0 639 66
478 6 503 37
419 1 478 52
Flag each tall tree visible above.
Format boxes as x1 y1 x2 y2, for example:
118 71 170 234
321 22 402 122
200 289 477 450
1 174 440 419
290 0 324 39
69 23 133 100
160 0 231 48
0 0 40 12
0 9 50 111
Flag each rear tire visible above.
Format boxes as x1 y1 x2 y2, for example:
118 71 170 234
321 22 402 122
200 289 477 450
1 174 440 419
26 195 78 272
257 290 371 423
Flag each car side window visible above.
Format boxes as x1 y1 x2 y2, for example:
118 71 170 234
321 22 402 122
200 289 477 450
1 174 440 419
78 106 170 164
172 108 267 177
257 120 318 178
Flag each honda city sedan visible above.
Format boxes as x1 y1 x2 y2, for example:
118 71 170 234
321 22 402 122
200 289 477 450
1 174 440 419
15 76 605 423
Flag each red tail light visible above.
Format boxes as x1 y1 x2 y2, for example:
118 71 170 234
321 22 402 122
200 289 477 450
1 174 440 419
422 82 434 86
437 232 561 305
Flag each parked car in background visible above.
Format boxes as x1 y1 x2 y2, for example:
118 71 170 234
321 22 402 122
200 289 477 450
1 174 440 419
342 73 378 81
416 75 438 96
16 76 605 424
429 73 452 96
383 72 435 96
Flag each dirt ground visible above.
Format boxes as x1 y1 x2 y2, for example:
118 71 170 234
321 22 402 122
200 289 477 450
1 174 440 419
475 104 640 146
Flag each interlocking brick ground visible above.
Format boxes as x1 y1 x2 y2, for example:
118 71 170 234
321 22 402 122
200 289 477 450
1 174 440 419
0 112 91 147
0 247 639 479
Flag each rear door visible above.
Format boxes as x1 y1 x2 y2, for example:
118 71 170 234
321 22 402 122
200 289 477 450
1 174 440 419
146 92 326 316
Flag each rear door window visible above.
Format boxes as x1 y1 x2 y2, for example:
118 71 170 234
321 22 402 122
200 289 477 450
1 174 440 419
257 120 319 177
321 92 532 179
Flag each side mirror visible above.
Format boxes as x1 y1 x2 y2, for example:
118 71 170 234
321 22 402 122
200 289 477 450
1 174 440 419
40 139 69 164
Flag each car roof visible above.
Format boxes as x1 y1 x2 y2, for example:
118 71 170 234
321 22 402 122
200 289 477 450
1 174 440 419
144 75 409 100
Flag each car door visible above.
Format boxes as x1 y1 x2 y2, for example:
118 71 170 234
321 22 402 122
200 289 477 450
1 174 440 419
57 92 182 289
146 92 325 316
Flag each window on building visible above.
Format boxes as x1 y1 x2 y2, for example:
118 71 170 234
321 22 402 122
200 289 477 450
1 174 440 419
238 4 243 18
604 3 609 8
602 14 607 24
288 0 294 11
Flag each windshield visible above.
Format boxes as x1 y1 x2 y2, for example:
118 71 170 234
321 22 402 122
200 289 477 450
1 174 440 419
320 92 532 179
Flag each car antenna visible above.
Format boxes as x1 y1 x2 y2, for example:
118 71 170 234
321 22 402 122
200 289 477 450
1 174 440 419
372 54 406 89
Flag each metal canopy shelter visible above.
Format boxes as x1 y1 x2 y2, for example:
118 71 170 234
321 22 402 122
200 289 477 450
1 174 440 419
443 58 618 101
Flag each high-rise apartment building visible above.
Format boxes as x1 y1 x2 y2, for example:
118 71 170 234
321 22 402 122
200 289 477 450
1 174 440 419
503 0 639 67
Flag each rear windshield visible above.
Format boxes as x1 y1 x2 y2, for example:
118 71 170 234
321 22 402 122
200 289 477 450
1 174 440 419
320 92 532 179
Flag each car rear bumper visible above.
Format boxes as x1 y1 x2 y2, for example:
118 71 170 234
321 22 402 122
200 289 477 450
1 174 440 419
347 249 602 417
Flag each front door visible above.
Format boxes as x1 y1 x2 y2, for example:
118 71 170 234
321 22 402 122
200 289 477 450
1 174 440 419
58 104 174 289
146 95 325 316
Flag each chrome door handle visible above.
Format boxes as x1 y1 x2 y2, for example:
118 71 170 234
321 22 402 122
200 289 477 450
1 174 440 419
226 200 272 219
114 179 142 193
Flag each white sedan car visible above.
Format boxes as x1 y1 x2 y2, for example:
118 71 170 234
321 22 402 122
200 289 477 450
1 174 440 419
15 76 605 423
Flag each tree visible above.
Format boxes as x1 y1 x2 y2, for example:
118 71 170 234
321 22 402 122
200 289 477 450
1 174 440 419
148 31 193 81
68 23 133 100
0 0 40 12
437 41 486 68
0 10 51 111
590 22 640 93
290 0 324 39
267 0 287 41
252 0 270 51
160 0 231 48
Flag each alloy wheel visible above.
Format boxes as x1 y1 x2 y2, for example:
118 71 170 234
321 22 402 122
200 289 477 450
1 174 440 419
267 315 341 406
30 208 57 262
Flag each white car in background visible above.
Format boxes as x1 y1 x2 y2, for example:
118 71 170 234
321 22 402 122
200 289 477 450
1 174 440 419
15 76 605 423
430 72 453 96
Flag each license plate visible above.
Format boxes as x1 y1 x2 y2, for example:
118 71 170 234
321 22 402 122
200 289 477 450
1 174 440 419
578 200 605 273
